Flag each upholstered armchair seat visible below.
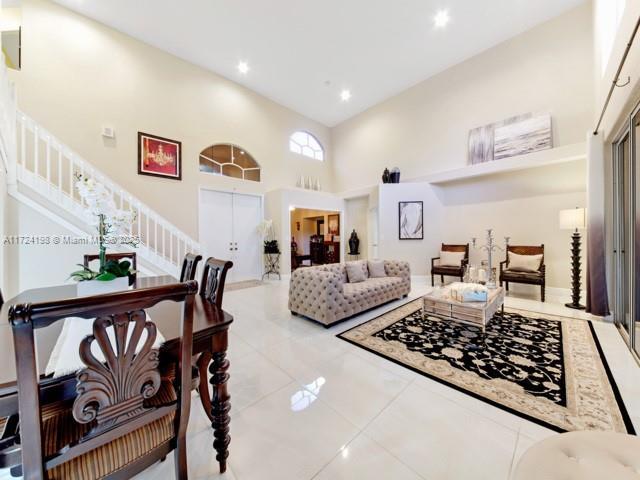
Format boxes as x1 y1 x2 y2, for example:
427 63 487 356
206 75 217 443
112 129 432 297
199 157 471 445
288 260 411 326
499 245 546 301
40 380 177 480
430 243 469 286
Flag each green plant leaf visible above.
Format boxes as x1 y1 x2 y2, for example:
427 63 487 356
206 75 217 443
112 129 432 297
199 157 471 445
95 272 117 281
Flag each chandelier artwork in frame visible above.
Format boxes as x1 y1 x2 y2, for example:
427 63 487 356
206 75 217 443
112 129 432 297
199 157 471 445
138 131 182 180
399 201 423 240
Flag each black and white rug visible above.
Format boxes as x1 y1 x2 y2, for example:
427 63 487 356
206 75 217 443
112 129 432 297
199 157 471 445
338 299 635 434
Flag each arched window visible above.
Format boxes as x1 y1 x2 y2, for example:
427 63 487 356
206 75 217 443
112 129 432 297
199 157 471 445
199 144 261 182
289 131 324 161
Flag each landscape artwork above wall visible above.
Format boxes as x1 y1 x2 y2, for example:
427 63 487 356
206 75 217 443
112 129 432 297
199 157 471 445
398 201 423 240
468 113 552 164
494 114 552 160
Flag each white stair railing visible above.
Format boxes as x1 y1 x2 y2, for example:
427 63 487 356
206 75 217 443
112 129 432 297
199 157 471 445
0 54 17 182
14 111 200 275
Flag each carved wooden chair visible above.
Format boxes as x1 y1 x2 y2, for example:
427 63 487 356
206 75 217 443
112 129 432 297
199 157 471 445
180 253 203 282
500 245 546 301
6 281 198 479
430 244 469 286
83 252 138 285
199 257 233 309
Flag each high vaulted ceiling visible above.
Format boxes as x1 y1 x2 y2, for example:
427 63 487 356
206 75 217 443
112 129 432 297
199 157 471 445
53 0 586 126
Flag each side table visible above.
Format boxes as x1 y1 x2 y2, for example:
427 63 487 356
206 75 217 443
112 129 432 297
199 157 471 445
263 252 281 279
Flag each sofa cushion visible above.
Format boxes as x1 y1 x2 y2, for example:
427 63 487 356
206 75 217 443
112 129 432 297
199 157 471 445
343 277 403 298
508 252 542 272
368 259 387 278
346 262 366 283
440 251 465 267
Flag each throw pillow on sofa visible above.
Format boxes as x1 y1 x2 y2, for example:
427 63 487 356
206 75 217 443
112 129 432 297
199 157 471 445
507 252 542 272
439 251 465 267
346 261 367 283
368 259 387 278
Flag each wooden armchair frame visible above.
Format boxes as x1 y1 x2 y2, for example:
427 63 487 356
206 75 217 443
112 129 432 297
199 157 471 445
430 244 469 286
499 245 546 302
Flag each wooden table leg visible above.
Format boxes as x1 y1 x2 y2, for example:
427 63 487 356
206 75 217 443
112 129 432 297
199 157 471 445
196 331 231 473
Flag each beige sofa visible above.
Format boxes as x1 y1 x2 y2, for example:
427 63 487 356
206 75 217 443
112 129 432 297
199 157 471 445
288 260 411 326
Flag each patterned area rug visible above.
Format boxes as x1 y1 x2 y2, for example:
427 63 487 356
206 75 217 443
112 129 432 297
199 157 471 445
338 299 635 434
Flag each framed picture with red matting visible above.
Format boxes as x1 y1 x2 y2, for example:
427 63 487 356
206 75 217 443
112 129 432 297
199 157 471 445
138 132 181 180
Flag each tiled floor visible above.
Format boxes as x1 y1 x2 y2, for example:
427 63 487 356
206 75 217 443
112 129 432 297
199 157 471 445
4 278 639 479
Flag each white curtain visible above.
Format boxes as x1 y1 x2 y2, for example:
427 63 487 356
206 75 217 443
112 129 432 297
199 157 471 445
586 132 610 315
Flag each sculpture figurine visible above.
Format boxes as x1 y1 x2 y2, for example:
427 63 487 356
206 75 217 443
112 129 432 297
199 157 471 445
382 168 390 183
348 229 360 255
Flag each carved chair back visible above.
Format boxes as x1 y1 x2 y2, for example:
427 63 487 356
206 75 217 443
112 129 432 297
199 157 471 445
506 244 545 269
441 243 469 259
8 280 198 479
200 257 233 308
83 252 138 284
180 253 203 282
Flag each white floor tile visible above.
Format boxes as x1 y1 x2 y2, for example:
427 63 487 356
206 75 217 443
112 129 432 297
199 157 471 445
313 433 423 480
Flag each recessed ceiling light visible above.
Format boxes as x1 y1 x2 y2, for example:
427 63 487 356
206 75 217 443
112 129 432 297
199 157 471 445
237 61 249 74
340 90 351 102
434 9 450 28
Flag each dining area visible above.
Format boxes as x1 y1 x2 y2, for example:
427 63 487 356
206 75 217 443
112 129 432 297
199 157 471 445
0 252 234 480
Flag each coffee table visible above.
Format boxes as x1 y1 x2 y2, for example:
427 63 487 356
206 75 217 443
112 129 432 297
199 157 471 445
422 284 505 331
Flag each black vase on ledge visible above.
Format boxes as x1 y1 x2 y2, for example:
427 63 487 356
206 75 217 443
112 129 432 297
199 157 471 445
348 230 360 255
382 168 390 184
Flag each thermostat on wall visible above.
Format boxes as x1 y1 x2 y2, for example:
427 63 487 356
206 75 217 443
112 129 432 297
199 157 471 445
101 126 115 138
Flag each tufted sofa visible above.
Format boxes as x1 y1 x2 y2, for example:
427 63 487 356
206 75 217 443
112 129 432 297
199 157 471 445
288 260 411 326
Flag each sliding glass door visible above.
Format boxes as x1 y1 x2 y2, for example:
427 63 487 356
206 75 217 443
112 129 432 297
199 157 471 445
613 102 640 357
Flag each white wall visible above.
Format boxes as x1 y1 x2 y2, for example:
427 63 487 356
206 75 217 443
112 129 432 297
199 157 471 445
331 4 593 193
10 0 333 240
374 160 587 291
344 196 368 260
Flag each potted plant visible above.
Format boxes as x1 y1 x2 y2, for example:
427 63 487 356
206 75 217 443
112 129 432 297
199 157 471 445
69 175 139 295
257 219 280 254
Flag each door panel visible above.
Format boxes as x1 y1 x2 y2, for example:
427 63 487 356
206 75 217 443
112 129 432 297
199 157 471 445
232 193 262 281
634 110 640 355
199 189 234 268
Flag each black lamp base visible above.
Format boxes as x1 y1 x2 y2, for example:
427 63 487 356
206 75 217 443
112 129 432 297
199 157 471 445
565 302 585 310
566 231 584 311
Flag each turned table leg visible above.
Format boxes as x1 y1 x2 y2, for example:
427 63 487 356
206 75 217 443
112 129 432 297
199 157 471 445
196 331 231 473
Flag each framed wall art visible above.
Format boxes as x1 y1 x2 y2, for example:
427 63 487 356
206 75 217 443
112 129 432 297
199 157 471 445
138 132 182 180
399 201 423 240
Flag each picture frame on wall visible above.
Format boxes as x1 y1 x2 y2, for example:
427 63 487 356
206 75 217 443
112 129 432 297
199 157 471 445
398 201 423 240
138 132 182 180
328 214 340 235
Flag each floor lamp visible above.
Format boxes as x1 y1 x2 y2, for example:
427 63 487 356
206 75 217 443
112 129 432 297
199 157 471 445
559 207 586 310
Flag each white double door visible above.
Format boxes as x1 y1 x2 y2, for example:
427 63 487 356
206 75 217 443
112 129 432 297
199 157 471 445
199 189 262 282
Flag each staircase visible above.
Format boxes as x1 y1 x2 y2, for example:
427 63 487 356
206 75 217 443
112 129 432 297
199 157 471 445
0 59 200 278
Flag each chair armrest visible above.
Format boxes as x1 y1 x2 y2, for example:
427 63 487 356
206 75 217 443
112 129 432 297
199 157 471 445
499 260 507 273
431 257 440 268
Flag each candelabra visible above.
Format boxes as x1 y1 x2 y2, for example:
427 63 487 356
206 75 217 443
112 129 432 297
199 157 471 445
472 229 509 289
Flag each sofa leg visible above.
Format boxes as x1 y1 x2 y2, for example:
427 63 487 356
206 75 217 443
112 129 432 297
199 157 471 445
541 285 545 302
431 274 435 287
291 311 299 316
505 282 509 292
440 275 444 285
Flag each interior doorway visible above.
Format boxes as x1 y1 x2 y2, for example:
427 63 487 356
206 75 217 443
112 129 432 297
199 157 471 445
199 189 263 282
290 208 340 271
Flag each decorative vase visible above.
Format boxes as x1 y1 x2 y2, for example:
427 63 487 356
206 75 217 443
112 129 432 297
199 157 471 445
382 168 390 184
348 229 360 255
76 276 129 297
389 167 400 183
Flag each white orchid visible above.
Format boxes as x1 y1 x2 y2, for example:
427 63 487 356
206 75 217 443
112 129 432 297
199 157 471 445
257 219 274 239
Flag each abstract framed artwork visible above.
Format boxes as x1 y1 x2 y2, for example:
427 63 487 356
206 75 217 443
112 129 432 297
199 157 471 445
399 201 423 240
138 132 182 180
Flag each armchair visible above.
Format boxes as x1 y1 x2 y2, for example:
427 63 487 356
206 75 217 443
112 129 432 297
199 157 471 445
430 243 469 286
499 245 546 301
